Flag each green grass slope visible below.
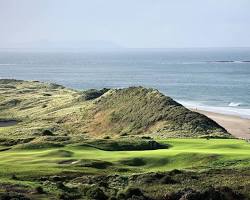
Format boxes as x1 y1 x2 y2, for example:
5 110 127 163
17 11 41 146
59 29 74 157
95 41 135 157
0 139 249 175
0 138 249 199
0 79 229 142
88 87 228 138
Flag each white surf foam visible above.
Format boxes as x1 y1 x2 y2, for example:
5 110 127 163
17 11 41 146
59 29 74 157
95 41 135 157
178 100 250 119
0 64 17 66
228 102 242 107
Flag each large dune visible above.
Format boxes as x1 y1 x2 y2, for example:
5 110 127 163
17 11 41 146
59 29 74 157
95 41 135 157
0 79 229 141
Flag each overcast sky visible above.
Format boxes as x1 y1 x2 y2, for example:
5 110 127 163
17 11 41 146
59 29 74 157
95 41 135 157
1 0 250 48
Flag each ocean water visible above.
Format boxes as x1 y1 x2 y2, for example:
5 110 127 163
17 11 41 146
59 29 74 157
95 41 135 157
0 48 250 118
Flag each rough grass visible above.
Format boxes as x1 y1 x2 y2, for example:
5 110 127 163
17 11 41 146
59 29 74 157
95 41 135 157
0 138 249 199
0 80 229 139
88 87 228 137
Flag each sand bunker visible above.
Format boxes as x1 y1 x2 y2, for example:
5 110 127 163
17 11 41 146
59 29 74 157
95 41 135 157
0 120 18 127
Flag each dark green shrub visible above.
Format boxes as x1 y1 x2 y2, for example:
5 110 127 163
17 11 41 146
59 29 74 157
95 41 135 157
81 139 168 151
0 192 30 200
35 186 45 194
120 158 146 166
117 187 149 200
43 93 52 96
76 159 113 169
81 88 110 101
15 141 64 150
159 175 178 184
11 174 17 180
41 129 54 136
86 186 108 200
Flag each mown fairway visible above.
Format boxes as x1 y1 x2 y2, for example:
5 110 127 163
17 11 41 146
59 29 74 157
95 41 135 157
0 138 249 180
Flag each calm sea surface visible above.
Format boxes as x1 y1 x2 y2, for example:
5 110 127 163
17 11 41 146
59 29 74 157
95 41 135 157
0 48 250 118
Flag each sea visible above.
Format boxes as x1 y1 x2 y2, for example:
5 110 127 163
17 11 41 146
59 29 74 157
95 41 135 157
0 48 250 119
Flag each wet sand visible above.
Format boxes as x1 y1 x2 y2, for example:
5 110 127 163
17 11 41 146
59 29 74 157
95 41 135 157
192 109 250 139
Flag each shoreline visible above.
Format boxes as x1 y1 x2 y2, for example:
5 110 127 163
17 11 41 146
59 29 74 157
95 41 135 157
191 109 250 139
178 101 250 120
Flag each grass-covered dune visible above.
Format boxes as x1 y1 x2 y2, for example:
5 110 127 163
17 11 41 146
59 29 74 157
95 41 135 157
0 79 229 142
92 87 228 137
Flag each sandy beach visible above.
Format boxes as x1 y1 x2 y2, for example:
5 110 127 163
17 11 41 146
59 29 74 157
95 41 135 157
192 109 250 139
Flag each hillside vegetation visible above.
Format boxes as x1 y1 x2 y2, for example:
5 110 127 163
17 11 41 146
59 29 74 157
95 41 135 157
1 79 249 199
0 79 228 144
91 87 228 137
0 138 249 199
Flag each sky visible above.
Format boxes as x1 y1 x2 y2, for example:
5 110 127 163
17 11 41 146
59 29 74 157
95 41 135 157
0 0 250 49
